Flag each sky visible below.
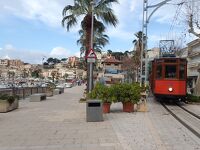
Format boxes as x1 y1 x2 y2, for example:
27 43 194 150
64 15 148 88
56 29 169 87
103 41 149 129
0 0 197 64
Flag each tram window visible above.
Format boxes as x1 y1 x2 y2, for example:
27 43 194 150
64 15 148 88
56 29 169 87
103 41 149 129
179 65 185 79
156 65 162 79
156 59 164 63
165 65 177 78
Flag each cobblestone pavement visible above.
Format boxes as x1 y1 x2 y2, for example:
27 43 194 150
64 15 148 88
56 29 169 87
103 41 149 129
0 86 200 150
183 103 200 116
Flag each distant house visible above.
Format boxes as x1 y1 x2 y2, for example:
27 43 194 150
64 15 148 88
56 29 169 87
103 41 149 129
68 56 80 68
101 57 124 84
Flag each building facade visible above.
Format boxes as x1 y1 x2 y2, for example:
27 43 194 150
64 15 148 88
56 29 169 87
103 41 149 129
187 39 200 95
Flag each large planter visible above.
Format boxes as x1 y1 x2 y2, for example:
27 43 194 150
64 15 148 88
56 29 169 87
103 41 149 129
0 99 19 113
122 102 134 113
46 89 53 97
103 102 111 113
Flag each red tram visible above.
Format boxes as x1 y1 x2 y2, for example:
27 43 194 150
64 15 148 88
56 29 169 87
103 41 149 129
149 57 187 101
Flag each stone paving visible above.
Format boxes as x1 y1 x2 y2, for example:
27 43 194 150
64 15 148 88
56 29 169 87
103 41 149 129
0 85 199 150
183 103 200 116
107 98 200 150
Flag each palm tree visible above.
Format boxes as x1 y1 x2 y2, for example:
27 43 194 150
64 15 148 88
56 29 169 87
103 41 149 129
107 49 112 56
132 31 146 55
132 31 146 82
62 0 118 57
31 69 42 78
7 71 15 79
77 28 109 56
51 71 57 83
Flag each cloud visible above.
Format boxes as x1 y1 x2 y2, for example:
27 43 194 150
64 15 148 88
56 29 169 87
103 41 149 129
3 55 10 59
74 51 80 57
0 44 79 64
50 47 70 58
4 44 15 51
106 0 141 40
0 44 47 64
147 0 186 24
0 0 74 27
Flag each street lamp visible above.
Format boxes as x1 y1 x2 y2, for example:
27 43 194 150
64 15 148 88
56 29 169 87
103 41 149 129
141 0 172 86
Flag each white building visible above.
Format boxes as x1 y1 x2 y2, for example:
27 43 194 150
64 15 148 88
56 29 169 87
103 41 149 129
146 47 160 60
187 39 200 95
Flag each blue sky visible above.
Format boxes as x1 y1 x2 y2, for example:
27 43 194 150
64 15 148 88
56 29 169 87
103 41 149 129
0 0 197 64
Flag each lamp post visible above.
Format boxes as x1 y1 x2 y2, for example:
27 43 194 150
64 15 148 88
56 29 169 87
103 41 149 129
141 0 172 86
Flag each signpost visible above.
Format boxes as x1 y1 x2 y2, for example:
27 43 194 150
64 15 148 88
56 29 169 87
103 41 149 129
86 48 97 92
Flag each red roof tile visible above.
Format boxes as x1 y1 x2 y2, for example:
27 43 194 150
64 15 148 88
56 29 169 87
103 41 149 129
102 57 122 64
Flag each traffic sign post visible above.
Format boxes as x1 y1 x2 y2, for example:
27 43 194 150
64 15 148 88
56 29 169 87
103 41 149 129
86 49 97 92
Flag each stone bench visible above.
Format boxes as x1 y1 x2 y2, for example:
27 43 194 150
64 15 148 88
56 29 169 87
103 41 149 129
30 93 46 102
53 89 61 95
56 87 64 94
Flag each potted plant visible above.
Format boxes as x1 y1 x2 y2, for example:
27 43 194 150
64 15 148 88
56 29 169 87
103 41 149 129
88 83 112 113
120 83 141 112
0 94 19 112
99 86 113 113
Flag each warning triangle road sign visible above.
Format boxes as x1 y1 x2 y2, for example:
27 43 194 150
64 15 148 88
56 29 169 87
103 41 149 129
86 49 97 59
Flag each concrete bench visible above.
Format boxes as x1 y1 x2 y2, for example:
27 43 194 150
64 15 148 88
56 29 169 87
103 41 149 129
53 89 60 95
56 87 64 94
30 93 46 102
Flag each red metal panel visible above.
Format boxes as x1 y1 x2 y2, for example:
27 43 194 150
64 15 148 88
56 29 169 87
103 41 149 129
154 80 186 95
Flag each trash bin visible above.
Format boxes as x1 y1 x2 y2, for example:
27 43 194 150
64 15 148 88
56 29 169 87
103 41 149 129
86 99 103 122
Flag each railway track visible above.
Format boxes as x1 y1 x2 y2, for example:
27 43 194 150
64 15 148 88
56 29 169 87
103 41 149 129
161 102 200 139
177 104 200 120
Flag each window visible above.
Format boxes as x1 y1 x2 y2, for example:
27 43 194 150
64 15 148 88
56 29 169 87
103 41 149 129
156 65 162 79
105 68 118 74
165 65 177 78
179 65 185 79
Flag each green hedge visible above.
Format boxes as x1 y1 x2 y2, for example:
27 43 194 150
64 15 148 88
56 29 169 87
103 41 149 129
0 94 19 104
187 94 200 103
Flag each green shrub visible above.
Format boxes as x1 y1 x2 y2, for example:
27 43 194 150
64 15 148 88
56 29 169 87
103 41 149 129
0 94 18 104
120 83 141 104
110 84 122 102
88 83 112 103
88 82 142 104
187 94 200 102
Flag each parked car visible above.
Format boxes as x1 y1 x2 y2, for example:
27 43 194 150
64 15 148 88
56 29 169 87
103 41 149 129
65 82 73 88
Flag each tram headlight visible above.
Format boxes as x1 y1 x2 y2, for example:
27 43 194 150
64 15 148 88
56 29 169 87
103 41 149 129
168 87 173 92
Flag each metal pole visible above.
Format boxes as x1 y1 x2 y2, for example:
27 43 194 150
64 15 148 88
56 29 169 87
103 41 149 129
142 0 172 86
145 0 148 86
88 1 94 92
90 1 94 49
140 0 145 86
89 63 93 92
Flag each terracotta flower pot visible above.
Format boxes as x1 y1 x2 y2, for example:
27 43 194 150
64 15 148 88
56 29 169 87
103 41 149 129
103 102 111 113
123 102 134 113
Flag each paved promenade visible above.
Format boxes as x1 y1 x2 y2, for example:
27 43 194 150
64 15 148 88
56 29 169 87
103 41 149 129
0 85 199 150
